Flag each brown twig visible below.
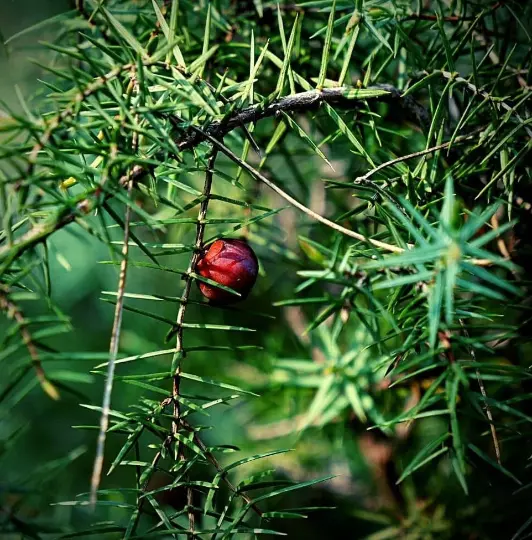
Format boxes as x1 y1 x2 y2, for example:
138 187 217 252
169 149 218 537
188 126 405 254
175 84 430 150
89 172 135 508
0 286 59 400
459 320 501 465
89 84 140 505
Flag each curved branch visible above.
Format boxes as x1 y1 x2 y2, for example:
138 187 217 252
192 126 404 254
354 128 483 184
1 83 426 267
0 286 59 400
176 84 430 150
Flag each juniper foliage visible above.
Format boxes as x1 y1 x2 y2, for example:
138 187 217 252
1 0 531 538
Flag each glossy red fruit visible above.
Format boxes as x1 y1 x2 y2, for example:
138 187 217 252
196 239 258 304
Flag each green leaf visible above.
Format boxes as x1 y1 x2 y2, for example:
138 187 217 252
101 8 148 60
107 424 144 476
338 10 361 85
372 269 433 290
252 475 335 504
363 18 393 54
299 375 337 431
468 443 521 485
397 433 450 484
461 262 520 296
275 11 299 96
344 380 367 422
364 245 444 269
151 0 185 67
323 103 375 166
281 112 333 169
428 270 443 348
317 0 336 89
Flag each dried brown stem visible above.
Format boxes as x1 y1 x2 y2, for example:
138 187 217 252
190 127 405 254
0 286 59 400
89 173 135 508
459 320 501 464
90 94 139 506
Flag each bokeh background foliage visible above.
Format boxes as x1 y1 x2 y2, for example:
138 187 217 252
1 0 531 538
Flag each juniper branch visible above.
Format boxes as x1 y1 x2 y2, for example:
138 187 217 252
180 419 264 518
354 128 484 184
170 149 219 538
188 125 405 254
0 165 146 267
430 70 532 138
1 83 426 268
0 285 59 400
176 84 430 150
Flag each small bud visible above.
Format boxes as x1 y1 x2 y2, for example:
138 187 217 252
77 199 92 214
196 239 258 304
